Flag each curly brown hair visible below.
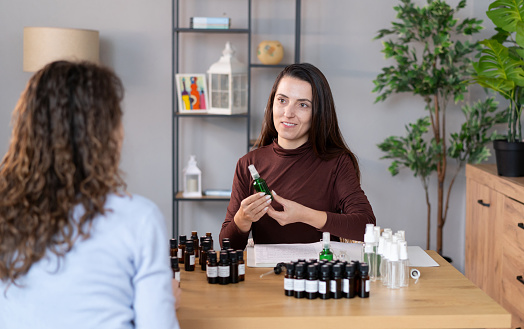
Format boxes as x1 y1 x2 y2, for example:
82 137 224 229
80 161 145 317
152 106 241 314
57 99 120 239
0 61 126 285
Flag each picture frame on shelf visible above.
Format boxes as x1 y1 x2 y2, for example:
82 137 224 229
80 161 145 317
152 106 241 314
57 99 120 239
175 73 209 113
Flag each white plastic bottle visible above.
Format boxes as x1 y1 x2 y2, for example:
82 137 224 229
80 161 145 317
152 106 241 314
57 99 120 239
388 241 401 289
362 225 377 281
399 240 409 287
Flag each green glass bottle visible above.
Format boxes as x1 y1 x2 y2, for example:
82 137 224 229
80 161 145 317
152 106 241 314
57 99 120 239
248 164 272 199
319 232 334 261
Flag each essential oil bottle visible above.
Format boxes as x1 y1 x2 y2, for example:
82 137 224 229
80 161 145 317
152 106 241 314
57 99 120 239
184 240 195 271
206 251 218 284
237 250 245 281
171 256 180 285
319 264 331 299
331 264 343 299
218 251 230 285
170 239 178 258
229 250 239 284
191 231 199 258
206 232 214 249
319 232 334 261
199 236 207 263
200 240 211 271
359 263 370 298
248 164 272 199
305 264 318 300
343 262 356 298
178 235 187 264
294 263 306 299
284 263 295 296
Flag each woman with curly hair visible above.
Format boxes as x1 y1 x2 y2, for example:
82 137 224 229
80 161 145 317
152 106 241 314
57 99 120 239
0 61 180 329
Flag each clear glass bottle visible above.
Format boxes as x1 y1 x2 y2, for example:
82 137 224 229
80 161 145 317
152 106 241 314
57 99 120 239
206 251 218 284
237 250 245 281
381 238 391 287
376 236 385 281
319 232 334 261
399 240 409 287
248 164 272 199
184 240 195 271
284 263 295 297
178 235 186 264
305 264 318 300
388 241 401 289
362 224 377 281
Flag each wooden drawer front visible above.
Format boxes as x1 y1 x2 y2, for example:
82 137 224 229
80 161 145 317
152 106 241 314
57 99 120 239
465 179 503 301
502 196 524 326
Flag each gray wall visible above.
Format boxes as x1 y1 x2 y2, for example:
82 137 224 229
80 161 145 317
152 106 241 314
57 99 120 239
0 0 504 273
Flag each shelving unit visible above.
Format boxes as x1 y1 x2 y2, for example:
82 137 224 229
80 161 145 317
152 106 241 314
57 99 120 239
172 0 301 238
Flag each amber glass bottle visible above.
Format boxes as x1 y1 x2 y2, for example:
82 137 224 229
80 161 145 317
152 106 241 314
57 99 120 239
331 264 343 299
218 251 230 285
200 240 210 271
171 256 180 286
206 232 213 249
237 250 245 281
170 238 178 258
359 263 370 298
191 231 199 258
284 263 295 296
229 250 239 284
319 264 331 300
178 235 186 264
294 263 306 299
184 240 195 271
305 264 318 300
206 251 218 284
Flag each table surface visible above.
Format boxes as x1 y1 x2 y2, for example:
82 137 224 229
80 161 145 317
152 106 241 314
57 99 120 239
176 250 510 329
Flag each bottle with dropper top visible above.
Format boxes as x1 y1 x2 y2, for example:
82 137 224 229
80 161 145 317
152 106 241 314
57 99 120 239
319 232 334 261
248 164 272 199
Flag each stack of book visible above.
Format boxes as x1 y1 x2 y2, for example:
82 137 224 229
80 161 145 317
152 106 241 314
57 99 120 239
190 17 231 29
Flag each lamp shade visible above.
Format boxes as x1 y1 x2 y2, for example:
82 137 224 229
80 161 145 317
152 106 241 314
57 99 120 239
23 27 99 72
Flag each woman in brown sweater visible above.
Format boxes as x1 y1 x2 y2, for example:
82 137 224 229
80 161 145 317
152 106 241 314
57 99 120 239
220 63 375 250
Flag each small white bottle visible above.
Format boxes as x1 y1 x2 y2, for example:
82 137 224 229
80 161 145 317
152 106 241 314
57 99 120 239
376 236 386 281
388 241 401 289
362 225 377 281
183 155 202 197
399 240 409 287
381 234 391 287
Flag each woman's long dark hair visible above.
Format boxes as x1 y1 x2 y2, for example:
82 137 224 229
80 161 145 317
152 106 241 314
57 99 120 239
254 63 360 179
0 61 126 286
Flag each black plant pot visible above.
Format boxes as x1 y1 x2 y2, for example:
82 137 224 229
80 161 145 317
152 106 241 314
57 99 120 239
493 140 524 177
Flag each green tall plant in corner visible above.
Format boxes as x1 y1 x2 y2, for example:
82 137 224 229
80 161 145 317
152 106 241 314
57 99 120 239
372 0 507 254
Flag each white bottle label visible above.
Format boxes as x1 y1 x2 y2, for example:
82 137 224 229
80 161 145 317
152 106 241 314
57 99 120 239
218 265 230 277
330 280 337 293
238 264 245 275
189 255 195 266
305 280 318 293
174 271 180 282
284 278 294 291
294 279 305 292
207 266 218 278
365 280 370 292
177 249 182 258
319 281 327 294
342 278 349 293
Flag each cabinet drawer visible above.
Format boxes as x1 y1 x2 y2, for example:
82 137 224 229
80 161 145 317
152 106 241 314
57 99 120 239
502 196 524 325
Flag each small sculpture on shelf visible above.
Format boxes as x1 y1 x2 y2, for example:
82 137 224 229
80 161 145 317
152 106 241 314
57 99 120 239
257 40 284 65
183 155 202 197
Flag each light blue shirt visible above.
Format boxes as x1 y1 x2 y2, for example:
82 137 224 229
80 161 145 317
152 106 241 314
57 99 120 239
0 193 179 329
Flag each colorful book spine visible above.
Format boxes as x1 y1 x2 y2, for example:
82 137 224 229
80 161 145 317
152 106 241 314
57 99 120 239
190 17 231 29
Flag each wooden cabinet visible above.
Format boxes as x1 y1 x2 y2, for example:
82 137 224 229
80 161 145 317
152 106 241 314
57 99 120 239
466 164 524 329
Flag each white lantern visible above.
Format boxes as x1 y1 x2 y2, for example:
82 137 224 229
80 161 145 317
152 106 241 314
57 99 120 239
207 42 248 115
183 155 202 197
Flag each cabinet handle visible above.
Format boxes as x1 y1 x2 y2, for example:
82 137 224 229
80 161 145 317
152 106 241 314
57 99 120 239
519 223 524 230
477 200 490 207
518 275 524 285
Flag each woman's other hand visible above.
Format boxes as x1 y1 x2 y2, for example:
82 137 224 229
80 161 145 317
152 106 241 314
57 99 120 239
234 192 272 233
267 190 327 229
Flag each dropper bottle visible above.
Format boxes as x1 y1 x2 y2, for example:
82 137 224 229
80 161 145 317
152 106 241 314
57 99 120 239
319 232 334 261
248 164 272 199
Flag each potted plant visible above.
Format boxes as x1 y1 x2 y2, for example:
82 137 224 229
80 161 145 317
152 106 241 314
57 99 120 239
472 0 524 177
372 0 507 256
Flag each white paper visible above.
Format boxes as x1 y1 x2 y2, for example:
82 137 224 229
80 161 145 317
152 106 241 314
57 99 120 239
247 242 439 268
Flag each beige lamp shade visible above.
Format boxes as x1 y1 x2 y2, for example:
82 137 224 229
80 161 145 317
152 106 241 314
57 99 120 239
23 27 99 72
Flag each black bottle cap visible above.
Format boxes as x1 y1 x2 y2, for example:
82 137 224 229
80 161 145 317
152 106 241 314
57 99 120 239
170 256 179 269
360 263 369 275
295 263 306 276
333 264 343 277
307 264 317 276
170 238 178 248
285 262 295 275
297 259 306 263
236 250 244 260
222 239 231 250
208 251 217 262
229 250 238 261
186 240 194 252
321 264 331 276
346 262 356 275
179 235 187 244
220 250 229 260
202 240 211 251
200 236 207 244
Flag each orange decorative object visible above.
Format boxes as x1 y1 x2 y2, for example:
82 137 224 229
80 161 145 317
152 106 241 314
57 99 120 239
257 40 284 65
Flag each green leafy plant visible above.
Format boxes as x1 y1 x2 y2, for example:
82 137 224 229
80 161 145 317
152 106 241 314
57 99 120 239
373 0 506 254
472 0 524 142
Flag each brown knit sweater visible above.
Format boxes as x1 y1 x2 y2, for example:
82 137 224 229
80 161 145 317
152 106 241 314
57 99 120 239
219 141 376 250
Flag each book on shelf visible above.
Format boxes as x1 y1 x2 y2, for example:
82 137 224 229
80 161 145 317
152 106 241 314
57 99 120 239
190 17 231 29
203 189 232 197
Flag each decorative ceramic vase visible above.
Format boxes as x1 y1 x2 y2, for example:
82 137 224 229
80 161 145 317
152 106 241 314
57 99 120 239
257 40 284 65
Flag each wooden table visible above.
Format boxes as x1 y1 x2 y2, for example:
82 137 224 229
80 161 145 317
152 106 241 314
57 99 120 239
176 251 510 329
